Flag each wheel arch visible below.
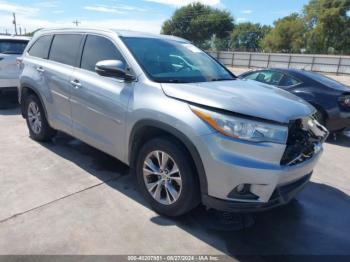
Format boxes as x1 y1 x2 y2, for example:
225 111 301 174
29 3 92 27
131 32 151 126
20 84 48 120
128 119 208 196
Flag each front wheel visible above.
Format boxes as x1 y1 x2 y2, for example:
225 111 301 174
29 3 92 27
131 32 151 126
135 137 200 217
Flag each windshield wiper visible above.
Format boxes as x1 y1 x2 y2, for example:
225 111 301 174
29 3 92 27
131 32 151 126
161 79 190 83
1 51 21 55
210 78 236 82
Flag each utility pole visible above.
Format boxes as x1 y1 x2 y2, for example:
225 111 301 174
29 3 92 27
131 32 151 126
72 20 81 27
13 13 18 35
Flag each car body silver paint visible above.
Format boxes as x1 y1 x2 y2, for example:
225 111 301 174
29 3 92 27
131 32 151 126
161 79 316 123
19 28 325 207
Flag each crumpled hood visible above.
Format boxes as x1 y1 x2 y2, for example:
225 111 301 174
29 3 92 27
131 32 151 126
161 79 315 123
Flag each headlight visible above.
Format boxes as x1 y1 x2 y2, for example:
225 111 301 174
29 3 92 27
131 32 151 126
190 106 288 144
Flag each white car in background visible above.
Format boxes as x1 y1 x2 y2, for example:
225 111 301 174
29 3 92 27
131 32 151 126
0 35 30 94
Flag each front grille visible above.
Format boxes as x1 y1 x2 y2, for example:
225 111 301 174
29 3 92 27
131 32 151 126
280 117 328 166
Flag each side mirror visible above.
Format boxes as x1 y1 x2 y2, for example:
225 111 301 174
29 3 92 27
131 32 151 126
95 60 135 81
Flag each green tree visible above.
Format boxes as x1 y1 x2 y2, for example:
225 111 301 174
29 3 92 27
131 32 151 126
303 0 350 54
25 28 42 37
261 13 306 53
161 2 234 47
230 23 271 52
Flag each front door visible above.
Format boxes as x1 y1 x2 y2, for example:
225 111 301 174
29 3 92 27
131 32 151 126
70 34 132 159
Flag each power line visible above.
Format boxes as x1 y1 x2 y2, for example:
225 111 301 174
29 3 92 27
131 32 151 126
72 20 81 27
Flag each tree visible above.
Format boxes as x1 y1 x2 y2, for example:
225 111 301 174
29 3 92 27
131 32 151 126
161 3 234 47
25 28 42 37
261 13 306 53
303 0 350 54
230 23 271 52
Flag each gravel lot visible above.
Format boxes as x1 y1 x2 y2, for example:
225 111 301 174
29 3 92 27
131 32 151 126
0 72 349 257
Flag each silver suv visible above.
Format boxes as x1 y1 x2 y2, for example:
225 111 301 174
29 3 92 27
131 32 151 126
19 28 328 216
0 35 30 94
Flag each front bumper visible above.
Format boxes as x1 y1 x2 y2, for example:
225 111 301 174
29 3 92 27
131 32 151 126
194 128 324 212
0 78 19 89
202 173 311 212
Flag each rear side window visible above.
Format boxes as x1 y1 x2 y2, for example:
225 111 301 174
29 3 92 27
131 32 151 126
49 34 83 67
81 35 125 72
279 75 301 87
0 40 28 55
28 35 52 59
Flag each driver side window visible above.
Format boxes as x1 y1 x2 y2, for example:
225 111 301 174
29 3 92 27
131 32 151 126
248 70 284 86
245 71 273 84
81 35 125 72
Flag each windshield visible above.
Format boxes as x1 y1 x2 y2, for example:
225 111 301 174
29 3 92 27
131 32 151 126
121 37 236 83
0 40 28 55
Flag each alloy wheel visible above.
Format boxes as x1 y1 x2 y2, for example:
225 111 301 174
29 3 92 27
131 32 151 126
143 150 182 205
27 101 42 134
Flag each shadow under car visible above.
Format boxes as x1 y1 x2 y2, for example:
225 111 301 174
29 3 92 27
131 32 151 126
35 132 350 257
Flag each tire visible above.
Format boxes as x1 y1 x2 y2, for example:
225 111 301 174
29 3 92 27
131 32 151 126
24 94 56 141
135 137 200 217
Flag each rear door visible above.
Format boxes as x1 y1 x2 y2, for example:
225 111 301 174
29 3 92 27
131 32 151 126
0 39 28 87
70 34 132 159
278 74 303 90
45 34 83 134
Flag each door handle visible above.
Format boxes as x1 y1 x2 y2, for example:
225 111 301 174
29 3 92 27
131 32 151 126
36 66 45 73
70 79 82 88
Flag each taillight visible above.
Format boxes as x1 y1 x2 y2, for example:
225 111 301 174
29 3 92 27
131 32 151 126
16 57 23 68
338 95 350 108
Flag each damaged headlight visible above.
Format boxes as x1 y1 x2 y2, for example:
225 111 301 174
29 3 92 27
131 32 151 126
190 105 288 144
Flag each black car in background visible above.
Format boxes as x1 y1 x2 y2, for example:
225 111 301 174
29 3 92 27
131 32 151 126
239 68 350 132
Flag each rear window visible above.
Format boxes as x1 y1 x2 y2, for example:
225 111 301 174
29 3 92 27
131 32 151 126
28 35 52 59
0 40 28 55
49 34 83 67
303 71 344 88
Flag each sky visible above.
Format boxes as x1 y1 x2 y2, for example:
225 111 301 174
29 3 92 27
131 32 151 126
0 0 310 34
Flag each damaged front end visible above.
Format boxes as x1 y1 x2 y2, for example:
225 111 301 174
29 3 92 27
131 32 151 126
281 117 329 166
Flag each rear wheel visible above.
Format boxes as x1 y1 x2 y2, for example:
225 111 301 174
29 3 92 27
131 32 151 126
135 137 200 216
24 94 56 141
